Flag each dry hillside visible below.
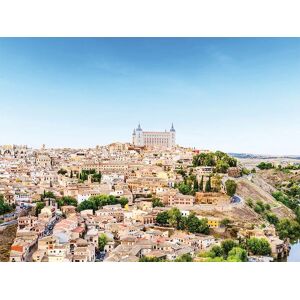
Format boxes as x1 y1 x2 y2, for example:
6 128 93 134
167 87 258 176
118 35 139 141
236 176 295 219
257 169 300 187
0 224 17 262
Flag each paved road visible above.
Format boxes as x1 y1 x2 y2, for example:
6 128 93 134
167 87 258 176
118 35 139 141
43 216 61 236
0 207 30 227
0 219 17 227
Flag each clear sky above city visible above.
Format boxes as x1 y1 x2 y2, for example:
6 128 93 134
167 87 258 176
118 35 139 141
0 38 299 155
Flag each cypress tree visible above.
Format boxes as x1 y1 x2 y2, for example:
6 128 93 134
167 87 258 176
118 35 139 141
193 179 199 192
205 177 211 192
199 176 204 191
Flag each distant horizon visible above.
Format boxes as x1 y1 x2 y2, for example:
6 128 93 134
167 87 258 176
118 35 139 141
1 38 300 154
1 141 299 157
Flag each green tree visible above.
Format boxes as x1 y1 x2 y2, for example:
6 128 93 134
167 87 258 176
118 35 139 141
193 153 216 167
119 197 129 208
176 168 187 178
139 256 166 262
178 216 188 230
41 191 56 200
246 238 271 256
205 177 211 192
178 182 193 195
265 203 271 211
265 212 279 225
197 218 210 234
225 180 237 197
77 195 128 212
77 200 95 212
35 201 46 216
168 208 182 228
152 198 164 208
254 201 265 214
220 218 232 228
92 172 102 183
257 162 274 170
193 179 199 192
246 198 254 208
276 218 300 240
156 211 169 226
175 253 193 262
199 176 204 191
272 191 298 210
242 168 251 175
57 196 78 208
221 239 239 258
0 194 13 215
186 213 201 233
216 160 230 173
98 234 108 251
206 256 226 262
208 245 223 258
57 168 67 175
227 247 248 262
80 169 94 181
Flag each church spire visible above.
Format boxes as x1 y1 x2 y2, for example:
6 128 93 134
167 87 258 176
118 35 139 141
137 122 142 131
170 123 175 132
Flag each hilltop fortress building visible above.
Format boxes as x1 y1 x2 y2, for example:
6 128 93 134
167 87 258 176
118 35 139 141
132 123 176 148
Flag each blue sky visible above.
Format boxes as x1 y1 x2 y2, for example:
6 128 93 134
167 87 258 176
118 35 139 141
0 38 299 155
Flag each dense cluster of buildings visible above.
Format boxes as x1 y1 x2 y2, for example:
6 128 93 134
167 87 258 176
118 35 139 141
0 128 289 262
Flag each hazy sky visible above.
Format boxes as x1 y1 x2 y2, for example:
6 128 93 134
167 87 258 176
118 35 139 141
0 38 299 155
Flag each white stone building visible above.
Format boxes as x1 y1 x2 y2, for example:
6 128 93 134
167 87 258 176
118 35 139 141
132 123 176 148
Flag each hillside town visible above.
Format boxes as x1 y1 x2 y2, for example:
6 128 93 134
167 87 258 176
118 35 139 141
0 124 299 262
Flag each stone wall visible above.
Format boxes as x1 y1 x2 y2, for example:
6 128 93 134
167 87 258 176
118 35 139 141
195 192 229 205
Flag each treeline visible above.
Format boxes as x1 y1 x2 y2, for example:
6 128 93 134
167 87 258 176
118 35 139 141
35 192 79 216
174 173 223 195
78 195 128 212
175 173 237 197
41 191 78 207
38 191 128 214
174 173 199 196
192 151 237 173
257 162 300 172
156 208 209 234
272 191 300 240
140 237 273 263
257 162 274 170
79 169 102 183
201 238 271 262
246 194 300 241
139 253 193 262
255 163 300 240
58 168 102 183
278 181 300 199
